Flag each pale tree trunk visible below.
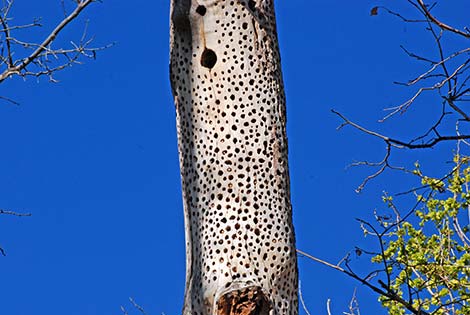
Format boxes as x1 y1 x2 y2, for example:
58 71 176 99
169 1 298 315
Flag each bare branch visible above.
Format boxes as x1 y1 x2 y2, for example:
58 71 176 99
0 95 19 105
129 298 147 315
0 0 97 83
371 6 427 23
344 289 360 315
332 108 470 190
0 6 14 67
333 109 470 150
296 249 431 315
326 299 332 315
382 54 470 121
416 0 470 38
0 19 42 32
0 0 105 258
399 45 437 64
120 306 129 315
0 209 31 216
333 110 401 147
352 144 391 193
0 209 31 256
298 281 312 315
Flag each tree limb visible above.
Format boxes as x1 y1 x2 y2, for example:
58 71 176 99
0 0 96 83
296 249 431 315
416 0 470 38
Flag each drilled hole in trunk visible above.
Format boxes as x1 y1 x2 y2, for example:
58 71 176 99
201 48 217 69
196 5 206 16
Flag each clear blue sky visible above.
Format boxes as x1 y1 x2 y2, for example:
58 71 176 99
0 1 468 315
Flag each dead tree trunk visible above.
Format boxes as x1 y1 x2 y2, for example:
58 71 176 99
169 1 298 315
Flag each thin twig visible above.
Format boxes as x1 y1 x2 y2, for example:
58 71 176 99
0 95 19 105
298 281 312 315
326 299 332 315
0 209 31 216
0 209 31 256
333 109 470 149
120 306 129 315
129 298 147 315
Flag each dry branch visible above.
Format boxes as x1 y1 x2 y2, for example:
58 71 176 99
0 0 109 256
0 209 32 256
334 1 470 191
296 249 431 315
416 0 470 38
0 0 111 86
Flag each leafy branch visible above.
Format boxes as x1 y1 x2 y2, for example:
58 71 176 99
299 156 470 314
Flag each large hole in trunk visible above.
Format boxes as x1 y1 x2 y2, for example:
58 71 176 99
216 286 271 315
201 48 217 69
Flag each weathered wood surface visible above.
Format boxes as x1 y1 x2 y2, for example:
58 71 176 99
170 1 298 314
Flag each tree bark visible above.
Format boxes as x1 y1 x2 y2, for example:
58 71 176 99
169 1 298 315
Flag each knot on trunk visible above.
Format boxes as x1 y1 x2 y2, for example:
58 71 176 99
216 286 271 315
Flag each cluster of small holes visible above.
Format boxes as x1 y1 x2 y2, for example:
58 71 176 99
170 1 297 315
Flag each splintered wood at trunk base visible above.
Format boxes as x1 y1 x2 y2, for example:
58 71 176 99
169 1 298 315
